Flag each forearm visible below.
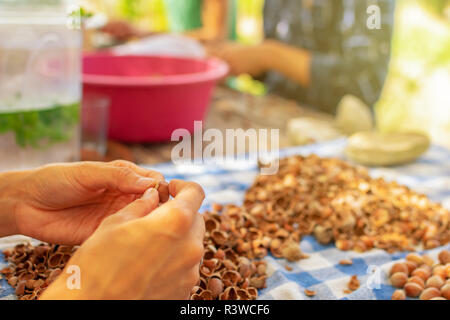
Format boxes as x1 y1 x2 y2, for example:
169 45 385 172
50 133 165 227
262 39 312 87
0 171 30 237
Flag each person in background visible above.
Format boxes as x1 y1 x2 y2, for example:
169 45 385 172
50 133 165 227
0 161 205 299
210 0 396 114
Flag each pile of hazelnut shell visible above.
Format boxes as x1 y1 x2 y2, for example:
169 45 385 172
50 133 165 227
243 155 450 253
1 244 75 300
192 204 307 300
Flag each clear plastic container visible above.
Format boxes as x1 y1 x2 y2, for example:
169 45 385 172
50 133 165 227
0 0 81 171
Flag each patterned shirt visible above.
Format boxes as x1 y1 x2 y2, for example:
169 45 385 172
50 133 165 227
263 0 396 113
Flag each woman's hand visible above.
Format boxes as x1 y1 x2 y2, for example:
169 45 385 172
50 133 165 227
40 180 205 300
1 160 169 245
208 40 311 87
207 41 271 77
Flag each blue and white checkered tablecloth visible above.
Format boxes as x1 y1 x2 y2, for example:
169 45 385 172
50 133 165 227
1 139 449 300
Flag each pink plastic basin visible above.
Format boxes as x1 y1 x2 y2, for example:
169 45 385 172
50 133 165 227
83 54 228 142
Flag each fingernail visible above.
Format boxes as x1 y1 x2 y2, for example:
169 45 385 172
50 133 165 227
142 188 158 200
136 177 155 188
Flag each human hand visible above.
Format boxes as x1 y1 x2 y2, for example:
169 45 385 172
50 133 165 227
206 41 270 77
8 160 169 245
40 180 205 300
207 40 312 88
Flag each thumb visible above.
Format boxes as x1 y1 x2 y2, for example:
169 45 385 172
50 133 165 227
110 188 160 224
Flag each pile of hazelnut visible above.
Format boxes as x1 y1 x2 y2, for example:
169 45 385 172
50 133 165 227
390 250 450 300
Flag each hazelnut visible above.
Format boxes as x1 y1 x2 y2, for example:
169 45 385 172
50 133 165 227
432 265 446 280
406 253 424 265
207 278 224 298
419 287 441 300
419 264 432 273
440 283 450 300
411 267 431 281
407 276 425 289
404 261 418 275
390 263 408 276
438 250 450 265
390 272 408 288
422 255 435 267
404 282 423 297
425 275 444 289
391 289 406 300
